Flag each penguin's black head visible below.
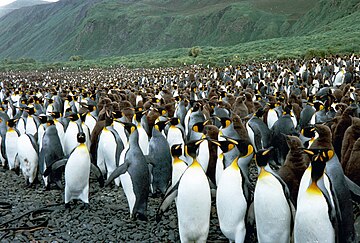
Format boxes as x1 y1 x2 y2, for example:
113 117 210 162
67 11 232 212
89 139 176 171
219 117 232 128
47 119 55 126
77 132 86 144
134 110 145 122
217 140 237 153
301 126 316 138
112 110 123 119
157 107 167 116
25 106 35 115
255 147 273 167
255 108 265 118
67 113 79 121
192 121 208 133
171 144 183 157
123 122 136 135
237 140 254 157
185 141 200 158
169 117 180 126
154 120 167 132
51 111 61 119
7 119 17 128
39 115 48 124
303 148 334 163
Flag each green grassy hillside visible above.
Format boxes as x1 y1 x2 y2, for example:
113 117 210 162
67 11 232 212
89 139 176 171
0 0 49 18
0 0 318 61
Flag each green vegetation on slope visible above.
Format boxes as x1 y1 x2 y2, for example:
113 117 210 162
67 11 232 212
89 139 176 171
0 0 318 61
1 8 359 72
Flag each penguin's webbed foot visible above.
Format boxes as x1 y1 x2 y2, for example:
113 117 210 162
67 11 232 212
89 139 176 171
134 212 148 221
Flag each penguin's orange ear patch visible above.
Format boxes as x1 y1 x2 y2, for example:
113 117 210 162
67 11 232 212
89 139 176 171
304 149 314 155
327 150 334 159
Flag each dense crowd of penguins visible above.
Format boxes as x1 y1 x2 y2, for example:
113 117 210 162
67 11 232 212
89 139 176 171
1 54 360 242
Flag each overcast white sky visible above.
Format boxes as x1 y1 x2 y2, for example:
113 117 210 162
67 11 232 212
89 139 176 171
0 0 59 7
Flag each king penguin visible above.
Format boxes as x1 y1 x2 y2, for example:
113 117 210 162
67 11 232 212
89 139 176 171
254 147 293 243
105 123 150 220
4 118 20 171
216 153 249 243
295 150 338 243
39 119 64 189
64 132 92 208
148 121 172 196
96 113 124 186
157 141 211 243
17 133 39 186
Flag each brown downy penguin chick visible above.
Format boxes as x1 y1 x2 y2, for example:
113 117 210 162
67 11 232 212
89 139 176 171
244 92 255 114
345 138 360 185
232 96 248 118
341 117 360 169
277 135 310 205
310 124 334 150
203 124 219 184
231 113 250 141
226 94 236 107
332 105 357 160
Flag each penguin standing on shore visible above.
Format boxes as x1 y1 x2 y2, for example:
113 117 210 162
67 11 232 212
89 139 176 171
17 133 38 186
310 124 356 243
157 141 211 242
105 123 150 220
254 147 293 243
295 150 338 243
4 118 20 171
216 154 249 243
39 119 64 189
64 132 92 208
148 121 172 195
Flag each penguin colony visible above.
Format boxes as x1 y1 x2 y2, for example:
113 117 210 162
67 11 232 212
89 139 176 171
1 54 360 242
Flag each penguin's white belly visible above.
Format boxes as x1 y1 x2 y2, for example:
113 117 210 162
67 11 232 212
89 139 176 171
17 135 38 183
216 166 247 242
254 174 291 243
5 131 18 169
113 123 128 146
120 172 136 215
177 166 211 242
64 123 79 155
99 131 117 172
65 147 90 197
215 153 224 186
17 119 26 135
295 193 335 243
26 117 37 136
197 141 209 172
137 127 149 155
85 115 96 134
172 161 187 187
167 128 184 149
267 109 278 129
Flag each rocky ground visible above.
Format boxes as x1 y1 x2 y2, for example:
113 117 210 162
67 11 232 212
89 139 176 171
1 161 359 242
0 165 246 242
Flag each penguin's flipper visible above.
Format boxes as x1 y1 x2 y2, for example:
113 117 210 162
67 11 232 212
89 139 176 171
156 181 179 223
344 175 360 201
104 162 129 187
90 163 104 187
43 159 68 177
